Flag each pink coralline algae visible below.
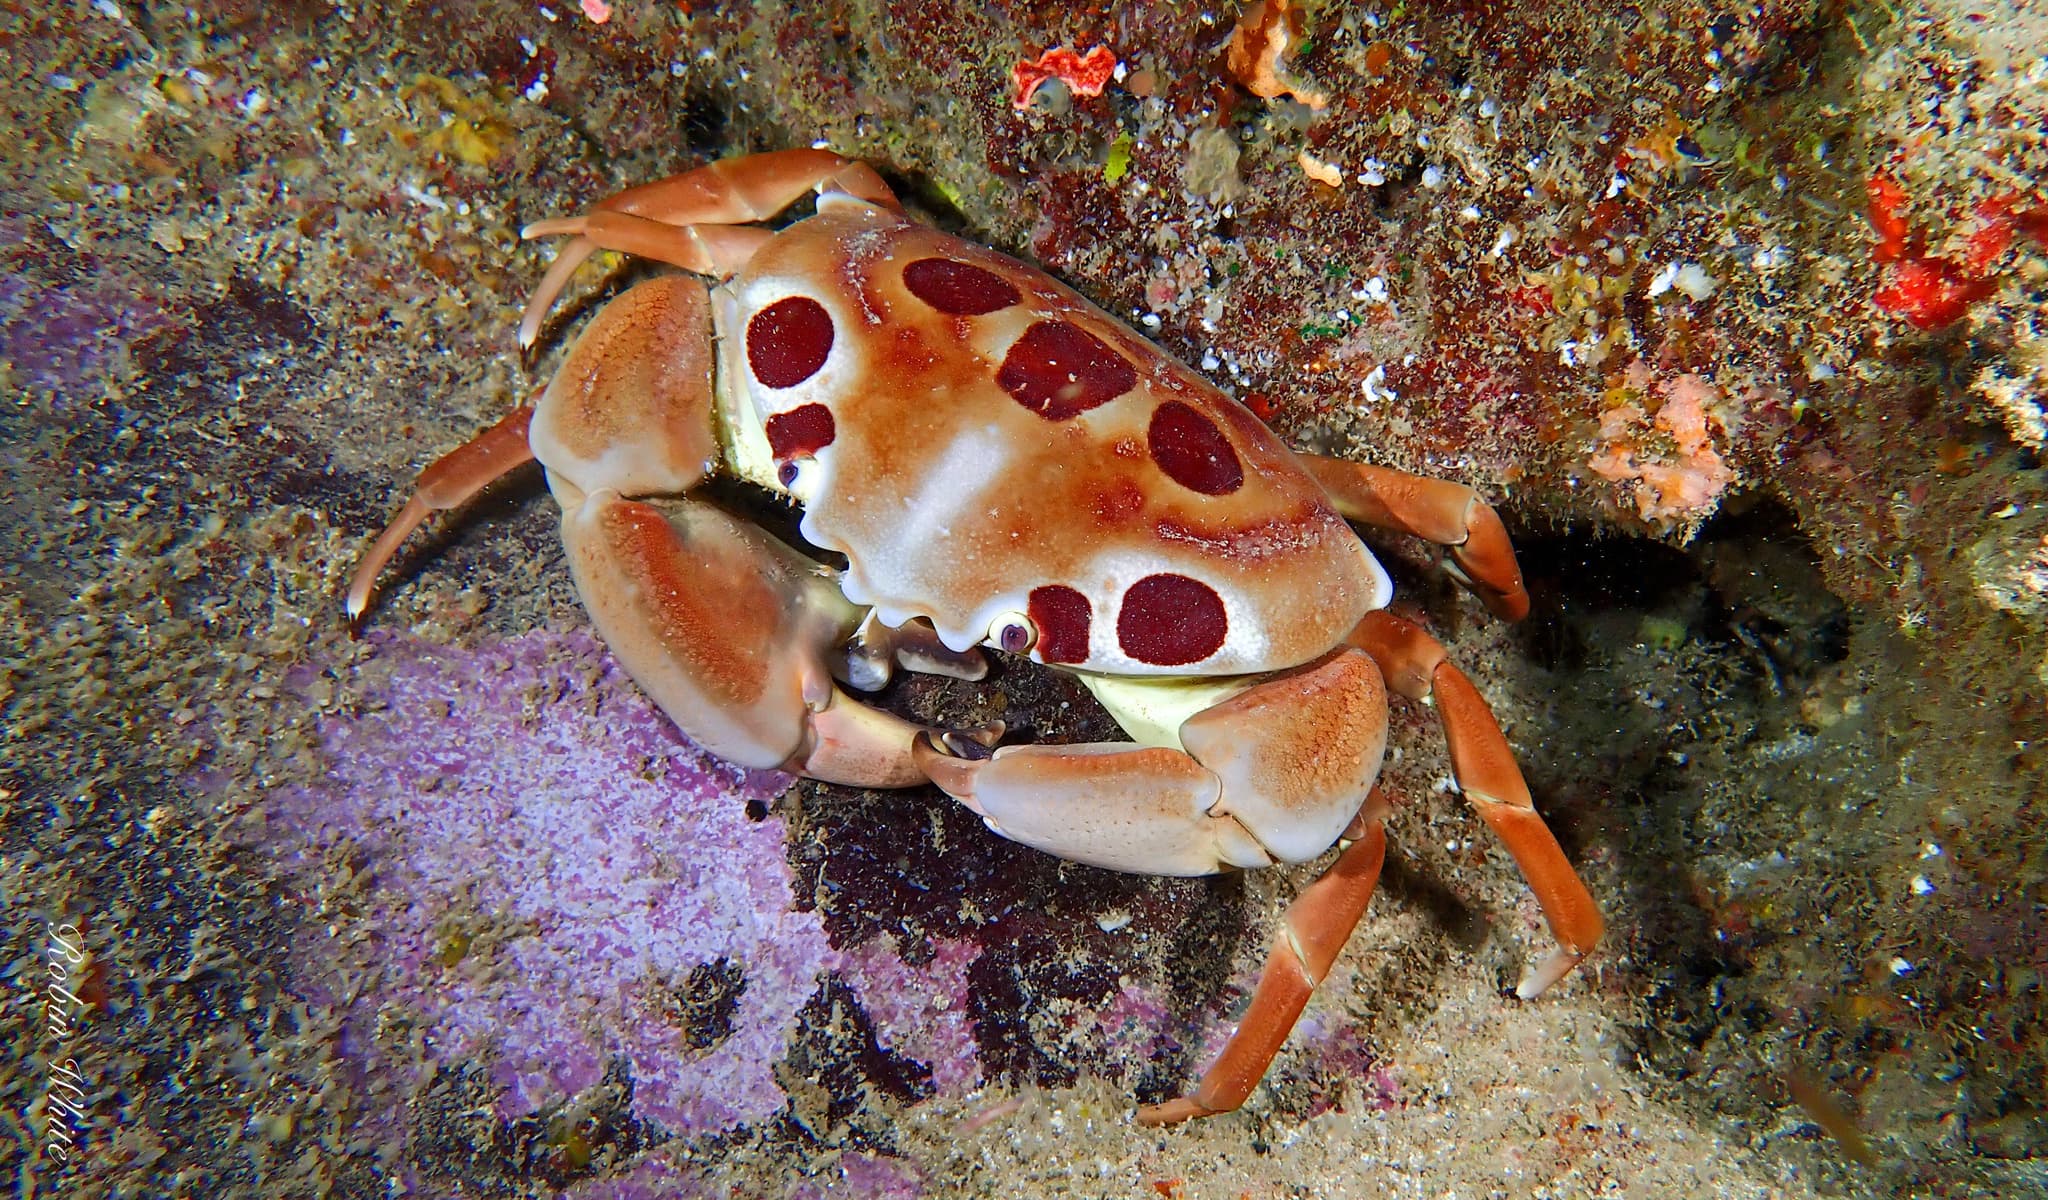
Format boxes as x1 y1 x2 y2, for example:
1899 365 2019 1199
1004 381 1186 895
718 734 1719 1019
1587 361 1736 527
788 1153 925 1200
264 629 984 1140
1 219 171 401
560 1150 714 1200
838 935 984 1094
1093 979 1181 1063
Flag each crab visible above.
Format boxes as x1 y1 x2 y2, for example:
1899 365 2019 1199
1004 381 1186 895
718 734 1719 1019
347 149 1603 1126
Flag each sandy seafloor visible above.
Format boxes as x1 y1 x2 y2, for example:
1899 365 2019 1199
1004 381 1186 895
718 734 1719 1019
5 1 2048 1197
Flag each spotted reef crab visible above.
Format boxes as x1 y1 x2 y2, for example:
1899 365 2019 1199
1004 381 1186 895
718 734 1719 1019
348 149 1603 1125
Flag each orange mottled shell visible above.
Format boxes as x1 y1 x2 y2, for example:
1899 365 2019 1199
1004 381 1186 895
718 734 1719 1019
713 195 1389 676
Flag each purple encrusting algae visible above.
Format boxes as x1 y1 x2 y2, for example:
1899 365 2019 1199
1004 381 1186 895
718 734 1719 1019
262 628 991 1138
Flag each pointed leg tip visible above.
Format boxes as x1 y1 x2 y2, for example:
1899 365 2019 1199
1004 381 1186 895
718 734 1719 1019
1514 946 1586 1000
342 580 375 637
344 573 377 626
1134 1097 1212 1127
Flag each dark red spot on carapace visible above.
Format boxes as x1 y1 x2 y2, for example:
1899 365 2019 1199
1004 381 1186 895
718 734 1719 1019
1147 400 1244 495
747 296 834 388
1027 585 1092 663
903 258 1021 315
1117 573 1227 666
997 321 1136 420
766 403 836 459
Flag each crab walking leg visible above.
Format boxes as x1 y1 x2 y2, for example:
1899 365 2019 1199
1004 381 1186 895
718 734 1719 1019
1297 455 1531 622
915 650 1394 1121
518 148 898 348
349 270 722 620
1137 802 1390 1126
517 223 773 347
590 148 898 225
1346 610 1604 997
345 403 537 622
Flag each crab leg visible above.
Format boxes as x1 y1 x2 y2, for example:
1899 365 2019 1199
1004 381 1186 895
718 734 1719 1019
345 402 537 623
517 222 772 345
1298 456 1530 621
587 148 897 224
1137 796 1390 1126
915 649 1394 1122
1346 610 1603 997
915 649 1387 874
518 148 898 348
351 273 938 785
838 612 988 692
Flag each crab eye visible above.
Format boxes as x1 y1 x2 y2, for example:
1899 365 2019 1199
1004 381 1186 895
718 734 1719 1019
777 457 817 500
989 612 1037 654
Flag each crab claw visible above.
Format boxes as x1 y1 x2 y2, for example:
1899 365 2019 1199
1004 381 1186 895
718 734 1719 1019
927 728 997 759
